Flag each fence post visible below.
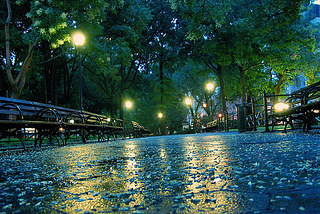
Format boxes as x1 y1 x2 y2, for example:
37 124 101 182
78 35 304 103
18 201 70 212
251 97 257 131
263 90 270 132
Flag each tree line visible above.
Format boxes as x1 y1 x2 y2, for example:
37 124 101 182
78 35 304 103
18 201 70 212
1 0 319 134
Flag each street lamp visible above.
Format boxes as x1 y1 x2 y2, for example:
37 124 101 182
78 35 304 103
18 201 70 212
206 82 214 91
185 97 192 106
206 82 214 121
73 32 85 110
158 112 163 135
125 100 132 122
184 97 193 132
125 101 132 109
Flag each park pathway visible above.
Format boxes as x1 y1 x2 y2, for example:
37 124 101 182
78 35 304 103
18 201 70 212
0 131 319 213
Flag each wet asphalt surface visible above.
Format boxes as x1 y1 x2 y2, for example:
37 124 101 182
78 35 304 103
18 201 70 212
0 131 319 214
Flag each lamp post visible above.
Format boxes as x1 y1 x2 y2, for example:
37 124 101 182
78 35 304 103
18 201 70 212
158 112 163 135
125 100 132 137
72 32 85 110
185 97 193 132
206 82 214 121
125 100 132 121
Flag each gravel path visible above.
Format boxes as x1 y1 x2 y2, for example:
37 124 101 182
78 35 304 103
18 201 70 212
0 131 319 213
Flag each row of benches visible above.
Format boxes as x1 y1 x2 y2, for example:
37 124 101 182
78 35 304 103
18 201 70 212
131 121 152 138
268 81 320 132
244 81 320 132
0 97 150 150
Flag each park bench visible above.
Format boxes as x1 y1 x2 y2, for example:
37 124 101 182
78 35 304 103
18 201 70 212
131 121 151 138
204 120 218 132
268 81 320 132
0 96 124 150
203 112 233 132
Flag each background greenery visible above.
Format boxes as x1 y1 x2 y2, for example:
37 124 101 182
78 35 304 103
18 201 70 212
1 0 320 134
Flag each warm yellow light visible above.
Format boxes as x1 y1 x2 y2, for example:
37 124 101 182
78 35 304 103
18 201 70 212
203 103 207 108
185 97 192 106
218 113 223 118
274 102 289 112
206 82 214 91
72 32 85 46
158 113 163 118
125 101 132 109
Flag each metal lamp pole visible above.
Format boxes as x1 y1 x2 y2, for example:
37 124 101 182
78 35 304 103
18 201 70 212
206 82 214 121
78 48 83 110
73 32 85 110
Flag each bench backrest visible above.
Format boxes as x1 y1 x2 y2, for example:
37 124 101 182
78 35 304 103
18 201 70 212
0 97 42 120
0 96 123 128
284 81 320 107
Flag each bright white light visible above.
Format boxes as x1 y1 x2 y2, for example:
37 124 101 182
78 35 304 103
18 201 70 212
125 101 132 109
313 0 320 5
72 32 85 46
185 97 192 105
206 82 214 91
274 103 289 112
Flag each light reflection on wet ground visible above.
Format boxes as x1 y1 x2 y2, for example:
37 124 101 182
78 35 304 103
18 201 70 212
0 132 320 213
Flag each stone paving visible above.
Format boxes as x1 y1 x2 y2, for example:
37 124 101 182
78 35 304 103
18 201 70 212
0 131 319 213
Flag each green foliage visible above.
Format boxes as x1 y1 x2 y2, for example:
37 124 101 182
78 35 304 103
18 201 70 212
1 0 320 133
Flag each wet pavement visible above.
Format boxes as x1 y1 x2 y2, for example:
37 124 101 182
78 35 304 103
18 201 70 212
0 131 320 213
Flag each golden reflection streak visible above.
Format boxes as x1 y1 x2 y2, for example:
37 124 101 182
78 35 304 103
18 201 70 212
182 137 231 204
49 145 143 212
48 137 236 212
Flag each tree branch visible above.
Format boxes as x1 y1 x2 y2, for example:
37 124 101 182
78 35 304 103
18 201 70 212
5 0 14 86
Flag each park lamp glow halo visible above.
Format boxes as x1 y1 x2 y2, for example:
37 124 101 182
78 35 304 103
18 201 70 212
206 82 214 91
72 32 85 46
185 97 192 106
125 101 132 109
158 113 163 118
274 102 289 112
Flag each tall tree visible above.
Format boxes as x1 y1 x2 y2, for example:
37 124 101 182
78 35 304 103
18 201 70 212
3 0 124 100
142 0 188 134
171 0 312 103
90 0 152 118
4 0 70 99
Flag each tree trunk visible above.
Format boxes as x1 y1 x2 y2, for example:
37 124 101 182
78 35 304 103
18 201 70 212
120 66 125 120
110 84 115 117
119 90 124 120
42 40 55 104
159 57 166 135
6 0 36 99
238 65 247 103
274 74 284 104
217 64 227 113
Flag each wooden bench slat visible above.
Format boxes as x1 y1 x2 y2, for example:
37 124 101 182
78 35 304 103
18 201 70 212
0 96 127 149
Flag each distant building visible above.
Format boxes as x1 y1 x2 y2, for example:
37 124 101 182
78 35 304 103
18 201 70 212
284 76 307 94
